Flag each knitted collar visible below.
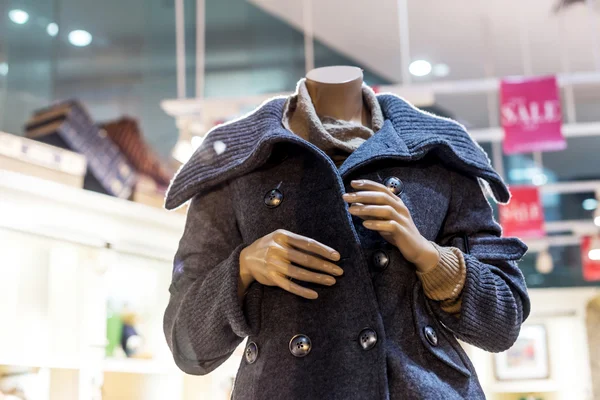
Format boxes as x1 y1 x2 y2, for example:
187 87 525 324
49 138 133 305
165 93 509 210
282 80 384 167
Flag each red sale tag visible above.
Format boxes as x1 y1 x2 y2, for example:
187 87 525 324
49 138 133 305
499 186 545 238
582 236 600 282
500 76 566 155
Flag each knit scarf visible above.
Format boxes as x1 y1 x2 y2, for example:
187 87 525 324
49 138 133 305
282 79 384 167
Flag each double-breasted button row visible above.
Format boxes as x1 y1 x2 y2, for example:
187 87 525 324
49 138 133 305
245 328 379 363
383 176 404 196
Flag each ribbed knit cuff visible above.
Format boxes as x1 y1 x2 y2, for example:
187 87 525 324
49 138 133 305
416 242 466 302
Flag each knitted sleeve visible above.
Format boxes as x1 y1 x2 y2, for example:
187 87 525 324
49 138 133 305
428 170 530 353
163 182 263 375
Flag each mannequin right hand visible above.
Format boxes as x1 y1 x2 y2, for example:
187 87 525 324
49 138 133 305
239 229 343 300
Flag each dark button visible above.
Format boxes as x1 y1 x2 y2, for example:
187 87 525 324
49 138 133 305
383 176 404 196
245 341 258 364
358 328 378 350
372 250 389 270
264 189 284 208
424 326 438 347
289 334 311 357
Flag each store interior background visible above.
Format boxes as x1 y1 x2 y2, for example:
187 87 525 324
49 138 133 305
1 0 600 399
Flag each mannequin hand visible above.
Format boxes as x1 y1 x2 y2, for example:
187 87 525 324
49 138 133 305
239 229 343 300
343 179 439 272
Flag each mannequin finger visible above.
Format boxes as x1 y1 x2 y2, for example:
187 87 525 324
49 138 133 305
342 191 397 208
348 204 400 221
273 230 340 261
271 273 319 299
362 219 401 233
273 247 343 276
265 256 337 285
350 179 395 195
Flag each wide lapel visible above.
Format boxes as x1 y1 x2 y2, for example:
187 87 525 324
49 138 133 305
337 119 411 178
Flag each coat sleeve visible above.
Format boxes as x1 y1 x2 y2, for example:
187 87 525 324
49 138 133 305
430 170 530 353
163 182 263 375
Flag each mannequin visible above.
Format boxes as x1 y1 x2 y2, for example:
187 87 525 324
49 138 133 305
163 65 529 400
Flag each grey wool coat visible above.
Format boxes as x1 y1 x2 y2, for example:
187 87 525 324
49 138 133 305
163 94 530 400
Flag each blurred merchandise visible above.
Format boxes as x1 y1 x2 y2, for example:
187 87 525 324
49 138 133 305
120 309 153 360
0 131 86 188
24 101 136 199
101 117 173 187
106 304 124 358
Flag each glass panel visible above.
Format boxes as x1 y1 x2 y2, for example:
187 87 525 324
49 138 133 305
521 245 596 289
542 136 600 182
0 0 55 136
543 192 597 222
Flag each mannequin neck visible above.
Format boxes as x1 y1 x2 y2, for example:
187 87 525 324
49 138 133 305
305 75 368 126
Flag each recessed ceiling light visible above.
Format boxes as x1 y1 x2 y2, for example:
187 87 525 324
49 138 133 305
8 9 29 24
409 60 432 77
432 63 450 77
0 63 8 76
47 22 59 37
68 30 92 47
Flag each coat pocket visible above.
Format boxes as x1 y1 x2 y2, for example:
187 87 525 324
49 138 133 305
411 280 472 378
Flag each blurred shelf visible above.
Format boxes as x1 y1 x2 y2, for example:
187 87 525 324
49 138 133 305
0 170 185 261
0 356 80 370
102 358 179 375
491 379 558 393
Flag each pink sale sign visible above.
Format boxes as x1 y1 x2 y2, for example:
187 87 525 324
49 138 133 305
500 76 567 155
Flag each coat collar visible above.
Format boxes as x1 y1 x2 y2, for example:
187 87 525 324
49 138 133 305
165 94 509 210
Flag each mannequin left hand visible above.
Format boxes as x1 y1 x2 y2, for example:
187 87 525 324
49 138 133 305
343 179 439 272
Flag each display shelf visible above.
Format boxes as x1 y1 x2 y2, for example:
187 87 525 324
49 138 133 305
491 379 558 393
0 357 80 371
0 170 185 261
102 358 179 375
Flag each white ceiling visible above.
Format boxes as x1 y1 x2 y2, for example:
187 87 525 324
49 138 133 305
249 0 600 83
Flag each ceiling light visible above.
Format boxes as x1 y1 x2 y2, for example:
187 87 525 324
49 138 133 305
0 63 8 76
68 30 92 47
583 198 598 211
409 60 432 77
432 63 450 77
47 22 59 37
8 9 29 24
594 208 600 227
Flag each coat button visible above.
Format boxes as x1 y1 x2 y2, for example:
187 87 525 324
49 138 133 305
424 326 438 347
245 341 259 364
372 250 389 270
358 328 378 350
264 188 284 208
289 334 311 357
383 177 403 196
